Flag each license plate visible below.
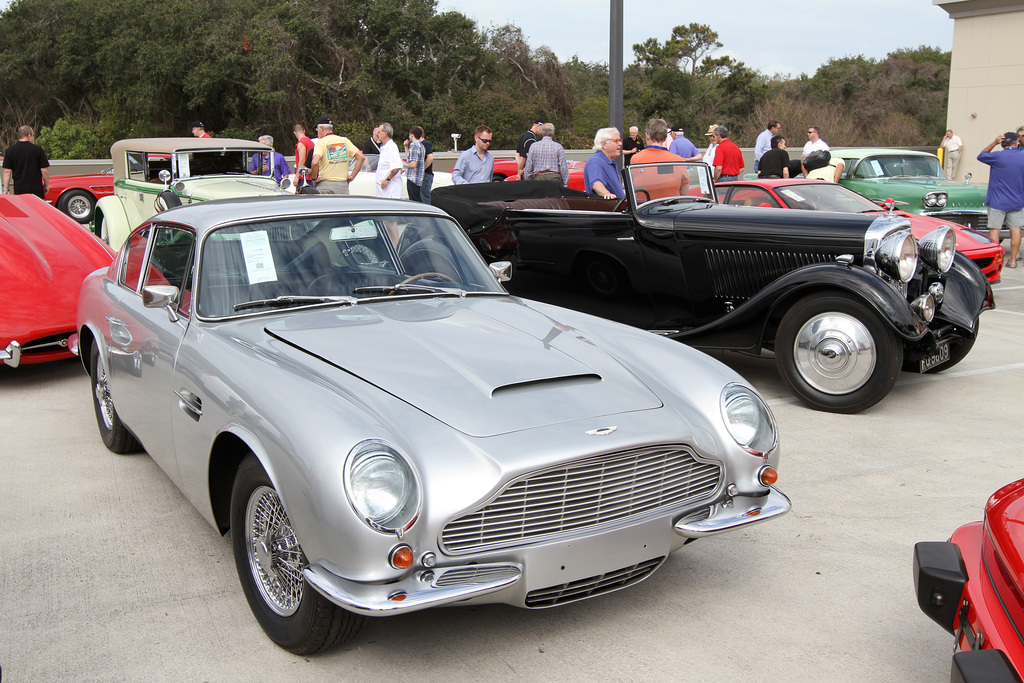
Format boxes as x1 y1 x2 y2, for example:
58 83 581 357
920 342 950 372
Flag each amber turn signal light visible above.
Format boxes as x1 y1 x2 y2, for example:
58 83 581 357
390 545 415 569
758 466 778 486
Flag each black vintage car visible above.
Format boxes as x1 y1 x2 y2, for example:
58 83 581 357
432 161 994 414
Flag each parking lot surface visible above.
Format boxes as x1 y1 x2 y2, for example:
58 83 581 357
3 258 1023 682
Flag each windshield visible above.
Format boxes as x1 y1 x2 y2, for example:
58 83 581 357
173 150 263 179
626 162 716 204
773 183 882 212
197 213 505 318
850 155 944 179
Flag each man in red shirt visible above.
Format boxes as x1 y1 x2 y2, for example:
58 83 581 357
711 125 744 182
292 123 315 173
190 121 211 139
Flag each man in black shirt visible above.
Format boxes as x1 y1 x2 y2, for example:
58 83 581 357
757 135 790 179
3 125 49 199
515 120 543 179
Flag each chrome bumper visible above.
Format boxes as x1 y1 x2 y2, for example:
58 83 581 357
304 562 522 616
674 487 791 537
1 341 21 368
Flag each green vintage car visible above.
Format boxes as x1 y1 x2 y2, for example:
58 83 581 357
832 148 988 231
93 138 292 249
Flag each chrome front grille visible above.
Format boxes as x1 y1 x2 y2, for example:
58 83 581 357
525 557 665 607
441 445 723 554
705 249 834 300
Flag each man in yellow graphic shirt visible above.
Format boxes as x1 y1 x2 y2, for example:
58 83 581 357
310 116 366 194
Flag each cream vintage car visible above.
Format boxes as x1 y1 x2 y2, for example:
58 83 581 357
93 137 293 249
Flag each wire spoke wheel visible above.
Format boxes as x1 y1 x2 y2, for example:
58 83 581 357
245 485 304 617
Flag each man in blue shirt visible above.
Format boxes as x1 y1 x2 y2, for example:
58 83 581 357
979 131 1024 266
668 126 702 162
583 127 624 199
248 135 292 185
754 120 781 173
452 125 495 185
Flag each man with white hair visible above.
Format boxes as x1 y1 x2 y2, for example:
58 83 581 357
375 122 403 198
310 116 366 195
583 127 624 199
247 135 291 185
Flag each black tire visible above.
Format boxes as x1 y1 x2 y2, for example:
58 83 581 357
492 173 507 182
231 455 364 654
775 293 902 413
89 345 141 453
57 189 96 223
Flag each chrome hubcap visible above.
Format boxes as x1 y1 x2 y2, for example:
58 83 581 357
245 486 304 616
68 196 90 219
793 312 876 394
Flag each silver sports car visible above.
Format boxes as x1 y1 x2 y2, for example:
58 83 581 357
75 194 790 654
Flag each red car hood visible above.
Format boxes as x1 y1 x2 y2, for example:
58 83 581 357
0 195 114 349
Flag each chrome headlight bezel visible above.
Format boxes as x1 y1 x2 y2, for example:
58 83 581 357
923 191 947 208
918 226 956 273
876 230 919 282
720 383 777 458
344 439 422 536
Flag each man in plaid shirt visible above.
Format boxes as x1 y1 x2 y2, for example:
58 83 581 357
403 126 427 202
523 123 568 185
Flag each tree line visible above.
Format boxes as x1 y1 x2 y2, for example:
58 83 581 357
0 0 951 158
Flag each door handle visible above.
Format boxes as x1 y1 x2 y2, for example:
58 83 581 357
105 316 132 346
175 389 203 422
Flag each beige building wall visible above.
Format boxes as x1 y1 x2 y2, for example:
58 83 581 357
937 0 1024 184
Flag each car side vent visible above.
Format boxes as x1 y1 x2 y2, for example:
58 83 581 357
705 249 835 299
491 373 602 397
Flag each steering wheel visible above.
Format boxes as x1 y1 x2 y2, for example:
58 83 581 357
398 271 456 286
307 273 346 296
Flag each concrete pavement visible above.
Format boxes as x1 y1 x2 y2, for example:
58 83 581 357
2 257 1023 681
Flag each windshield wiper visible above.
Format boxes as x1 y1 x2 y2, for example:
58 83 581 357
233 295 357 311
352 283 466 297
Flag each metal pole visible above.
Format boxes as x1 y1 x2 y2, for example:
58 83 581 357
609 0 623 163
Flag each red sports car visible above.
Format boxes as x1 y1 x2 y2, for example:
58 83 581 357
915 478 1024 682
717 179 1004 283
45 169 115 224
1 194 114 366
493 157 587 191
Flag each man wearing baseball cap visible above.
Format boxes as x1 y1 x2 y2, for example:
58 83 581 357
190 121 211 139
668 125 702 162
309 116 366 194
979 131 1024 266
515 119 544 179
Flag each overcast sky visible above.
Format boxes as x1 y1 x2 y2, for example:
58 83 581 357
436 0 954 78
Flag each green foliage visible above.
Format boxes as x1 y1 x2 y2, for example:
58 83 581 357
37 118 112 159
0 0 950 158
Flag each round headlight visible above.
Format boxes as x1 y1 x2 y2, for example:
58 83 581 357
345 440 421 535
918 226 956 273
721 384 777 457
877 231 918 282
923 191 947 208
911 293 936 322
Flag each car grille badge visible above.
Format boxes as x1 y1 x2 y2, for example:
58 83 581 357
585 426 618 436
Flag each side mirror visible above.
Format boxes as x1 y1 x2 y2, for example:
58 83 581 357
158 169 171 185
964 172 973 183
489 261 512 282
142 285 181 322
280 176 293 192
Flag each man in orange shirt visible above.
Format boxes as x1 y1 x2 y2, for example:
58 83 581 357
631 119 689 197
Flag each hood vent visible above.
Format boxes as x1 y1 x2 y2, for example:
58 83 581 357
491 373 601 397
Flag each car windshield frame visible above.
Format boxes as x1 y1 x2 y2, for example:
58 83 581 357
626 162 717 209
196 211 506 320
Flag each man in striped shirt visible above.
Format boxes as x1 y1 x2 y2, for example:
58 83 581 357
523 123 568 185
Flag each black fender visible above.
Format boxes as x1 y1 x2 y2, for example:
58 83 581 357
934 251 994 335
674 262 926 351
